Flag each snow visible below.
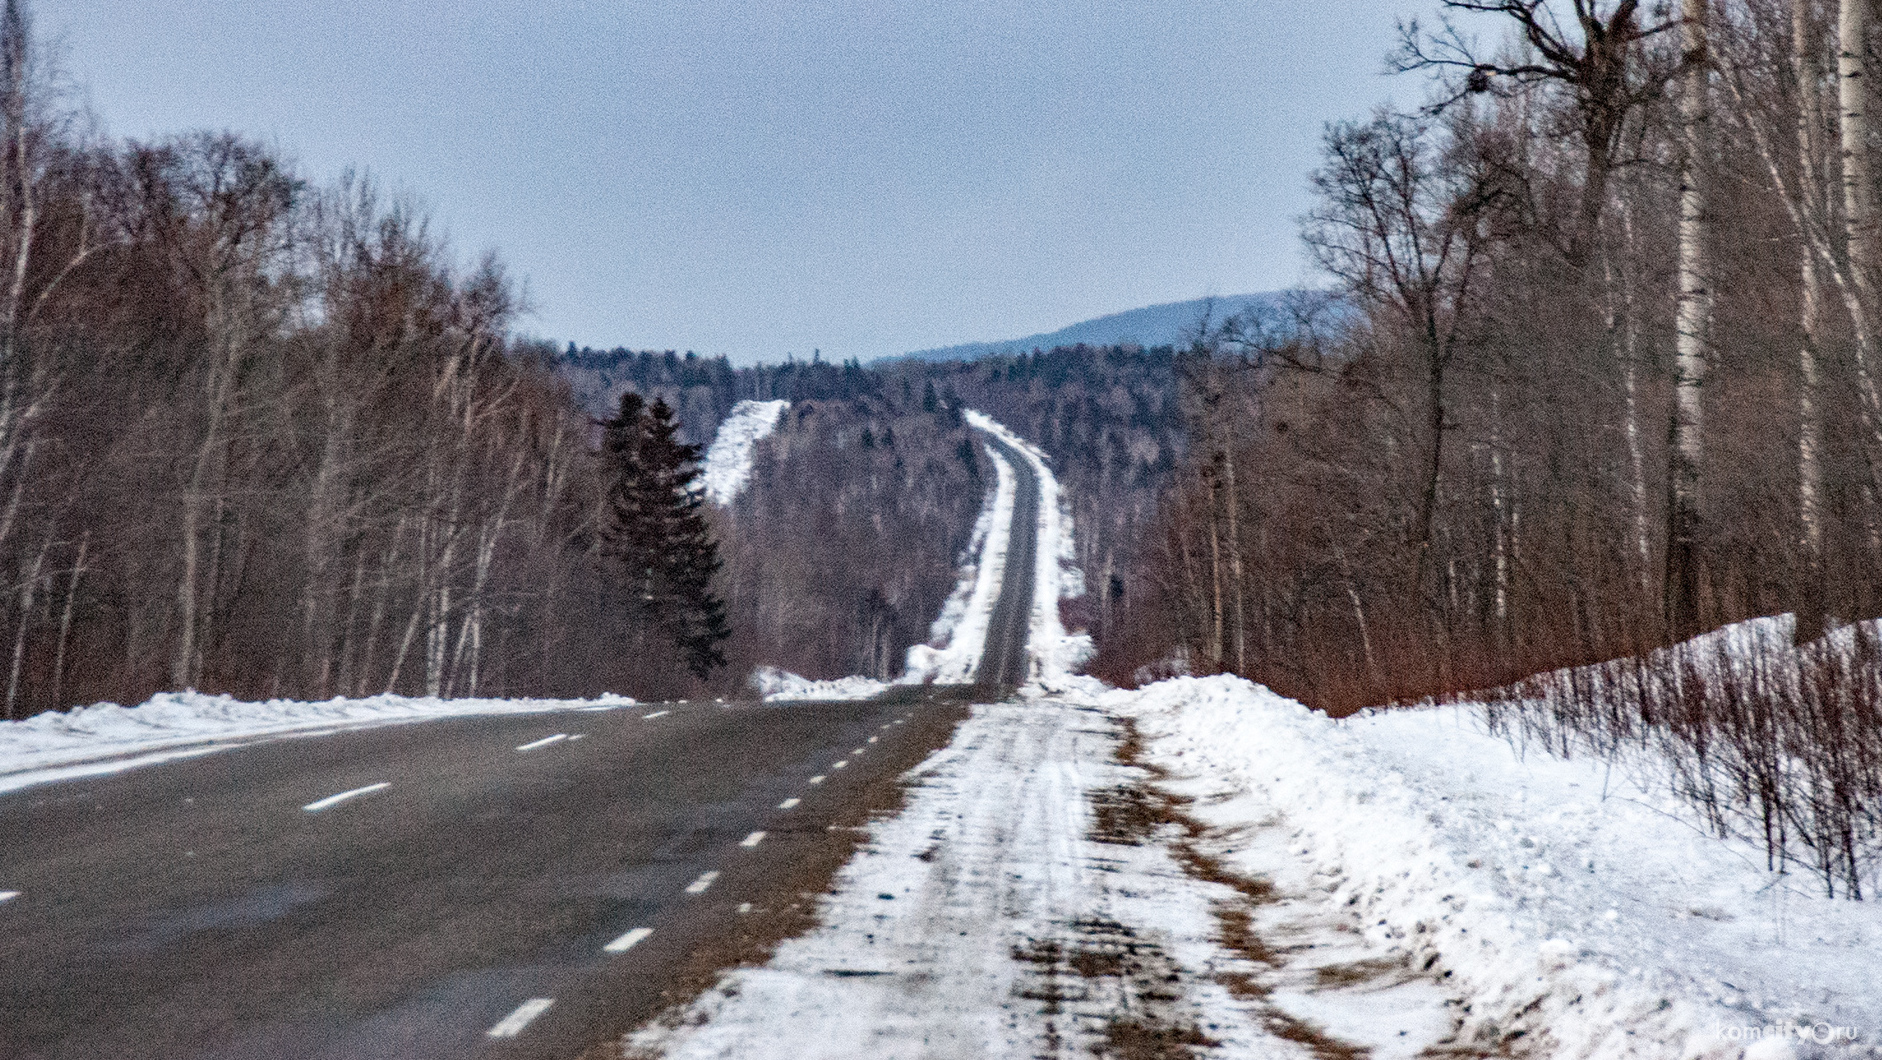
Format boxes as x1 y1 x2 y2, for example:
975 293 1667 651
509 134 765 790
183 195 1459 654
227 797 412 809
624 701 1277 1059
700 399 789 506
0 690 636 796
750 667 888 702
1084 675 1882 1057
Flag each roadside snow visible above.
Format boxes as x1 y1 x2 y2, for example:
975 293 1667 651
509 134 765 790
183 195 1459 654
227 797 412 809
898 439 1015 686
1089 675 1882 1058
701 399 789 506
0 691 637 796
963 410 1093 689
625 701 1275 1059
751 667 888 702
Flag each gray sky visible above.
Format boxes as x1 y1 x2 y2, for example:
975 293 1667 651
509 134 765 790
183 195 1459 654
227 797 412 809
43 1 1421 363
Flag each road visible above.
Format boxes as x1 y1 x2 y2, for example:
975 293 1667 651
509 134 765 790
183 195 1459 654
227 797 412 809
972 431 1039 694
0 424 1044 1060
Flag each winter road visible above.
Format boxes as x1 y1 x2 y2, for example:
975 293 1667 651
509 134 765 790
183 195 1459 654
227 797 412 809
0 425 1044 1060
0 699 970 1059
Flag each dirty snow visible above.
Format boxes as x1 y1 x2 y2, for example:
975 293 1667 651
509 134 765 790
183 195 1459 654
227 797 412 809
625 700 1277 1059
0 691 636 796
701 399 789 506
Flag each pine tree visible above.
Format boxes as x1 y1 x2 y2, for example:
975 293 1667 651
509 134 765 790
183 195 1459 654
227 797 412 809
601 393 731 679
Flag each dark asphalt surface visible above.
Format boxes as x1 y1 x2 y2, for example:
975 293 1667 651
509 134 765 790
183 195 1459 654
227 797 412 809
973 431 1040 694
0 700 965 1059
0 422 1044 1060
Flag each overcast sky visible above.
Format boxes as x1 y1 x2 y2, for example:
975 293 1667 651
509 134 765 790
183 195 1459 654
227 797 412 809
41 1 1427 363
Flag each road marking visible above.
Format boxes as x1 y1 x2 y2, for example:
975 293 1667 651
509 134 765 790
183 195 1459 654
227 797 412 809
301 782 389 813
867 736 878 744
777 797 800 809
515 733 568 752
832 760 849 769
685 871 720 895
808 775 825 785
738 902 753 914
851 747 864 755
641 710 670 720
0 891 18 903
740 831 766 848
603 927 653 954
487 998 554 1038
568 733 587 741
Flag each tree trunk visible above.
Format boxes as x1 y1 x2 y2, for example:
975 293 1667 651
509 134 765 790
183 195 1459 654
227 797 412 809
1666 0 1712 641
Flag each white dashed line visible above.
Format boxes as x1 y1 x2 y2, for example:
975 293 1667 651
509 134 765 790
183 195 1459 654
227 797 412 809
487 998 554 1038
0 891 18 903
603 927 653 954
851 747 864 755
685 871 720 895
740 831 766 848
808 775 826 785
301 782 389 813
832 760 849 770
738 902 753 914
515 734 568 752
777 797 800 809
641 710 671 720
867 736 878 744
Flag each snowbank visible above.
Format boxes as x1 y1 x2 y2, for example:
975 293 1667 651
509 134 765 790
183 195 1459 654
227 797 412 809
750 667 888 702
0 690 637 795
701 399 789 506
1089 675 1881 1058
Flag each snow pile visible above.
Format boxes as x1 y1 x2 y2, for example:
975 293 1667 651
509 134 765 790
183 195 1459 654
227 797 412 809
1091 675 1882 1058
701 399 789 506
750 666 888 702
898 439 1016 685
0 691 636 795
963 410 1093 690
625 702 1274 1059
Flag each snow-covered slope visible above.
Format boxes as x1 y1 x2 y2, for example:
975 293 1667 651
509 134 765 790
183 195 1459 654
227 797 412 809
700 399 788 506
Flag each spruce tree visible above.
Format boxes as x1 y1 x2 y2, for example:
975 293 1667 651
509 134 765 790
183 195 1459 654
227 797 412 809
601 393 731 679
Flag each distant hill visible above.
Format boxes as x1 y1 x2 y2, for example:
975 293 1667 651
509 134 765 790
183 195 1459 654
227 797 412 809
894 293 1285 363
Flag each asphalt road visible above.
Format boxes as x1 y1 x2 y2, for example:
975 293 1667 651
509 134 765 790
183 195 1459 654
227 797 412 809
0 700 972 1060
0 423 1044 1060
973 431 1040 693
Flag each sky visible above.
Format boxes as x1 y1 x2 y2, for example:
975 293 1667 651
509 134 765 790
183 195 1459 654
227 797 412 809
40 0 1426 364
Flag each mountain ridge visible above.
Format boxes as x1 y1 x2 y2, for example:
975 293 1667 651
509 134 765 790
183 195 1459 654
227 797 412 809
888 292 1283 363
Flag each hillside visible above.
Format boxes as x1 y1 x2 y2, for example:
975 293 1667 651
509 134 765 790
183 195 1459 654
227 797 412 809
894 293 1283 362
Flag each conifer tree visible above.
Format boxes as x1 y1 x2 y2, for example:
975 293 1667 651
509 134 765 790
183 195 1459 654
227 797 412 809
601 392 730 679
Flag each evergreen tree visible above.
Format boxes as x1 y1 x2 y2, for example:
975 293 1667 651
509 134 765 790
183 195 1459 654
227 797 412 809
601 393 731 679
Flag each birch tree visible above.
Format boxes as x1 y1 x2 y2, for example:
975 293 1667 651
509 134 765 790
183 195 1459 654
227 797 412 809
1666 0 1713 639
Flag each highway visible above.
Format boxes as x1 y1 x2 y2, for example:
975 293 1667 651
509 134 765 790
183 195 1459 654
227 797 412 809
0 424 1043 1059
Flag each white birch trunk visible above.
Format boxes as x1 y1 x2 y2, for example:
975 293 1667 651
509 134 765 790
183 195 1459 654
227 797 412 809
1667 0 1712 637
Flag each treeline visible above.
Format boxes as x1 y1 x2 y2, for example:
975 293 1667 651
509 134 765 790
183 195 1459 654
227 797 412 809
579 345 1188 684
1131 0 1882 714
0 4 718 715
